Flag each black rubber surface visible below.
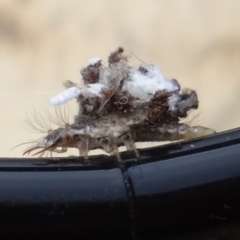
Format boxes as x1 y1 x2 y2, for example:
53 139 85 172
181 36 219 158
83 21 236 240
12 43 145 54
1 127 240 239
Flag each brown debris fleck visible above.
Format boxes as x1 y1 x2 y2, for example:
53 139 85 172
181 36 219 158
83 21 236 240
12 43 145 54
146 91 180 125
138 66 148 74
98 88 115 116
63 80 78 88
108 47 127 65
98 90 136 115
111 91 135 114
81 60 101 84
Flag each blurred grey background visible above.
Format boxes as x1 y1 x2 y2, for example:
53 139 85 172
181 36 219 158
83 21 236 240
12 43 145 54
1 0 240 157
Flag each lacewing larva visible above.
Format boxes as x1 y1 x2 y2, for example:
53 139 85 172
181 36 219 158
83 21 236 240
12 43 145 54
17 47 215 162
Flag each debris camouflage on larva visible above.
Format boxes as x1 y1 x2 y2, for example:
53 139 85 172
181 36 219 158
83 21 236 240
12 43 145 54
20 47 215 161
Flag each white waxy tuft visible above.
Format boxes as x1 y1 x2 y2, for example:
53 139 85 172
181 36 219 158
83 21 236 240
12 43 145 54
49 84 107 106
99 60 129 90
123 65 179 101
83 83 107 97
49 87 81 106
88 57 101 65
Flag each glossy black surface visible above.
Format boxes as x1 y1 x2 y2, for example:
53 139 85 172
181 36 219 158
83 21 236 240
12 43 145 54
0 127 240 239
0 164 131 239
128 143 240 239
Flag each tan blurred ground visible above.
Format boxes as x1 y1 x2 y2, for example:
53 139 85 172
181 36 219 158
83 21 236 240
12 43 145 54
1 0 240 157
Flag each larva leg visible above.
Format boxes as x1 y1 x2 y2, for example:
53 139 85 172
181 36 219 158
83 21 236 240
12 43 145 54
39 151 45 158
51 147 68 154
111 148 121 162
29 145 66 157
99 137 113 153
121 133 139 159
99 137 122 162
83 138 89 162
75 136 90 162
38 147 67 158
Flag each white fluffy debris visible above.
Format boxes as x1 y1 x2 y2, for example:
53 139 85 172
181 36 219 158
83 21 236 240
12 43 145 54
83 83 106 97
49 87 81 106
99 60 129 90
49 83 107 106
122 65 179 101
87 57 101 66
167 94 180 111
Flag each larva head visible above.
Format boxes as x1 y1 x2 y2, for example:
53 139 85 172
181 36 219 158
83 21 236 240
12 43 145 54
22 127 71 156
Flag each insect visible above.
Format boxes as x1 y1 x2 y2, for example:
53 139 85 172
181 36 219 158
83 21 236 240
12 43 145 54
18 47 215 162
